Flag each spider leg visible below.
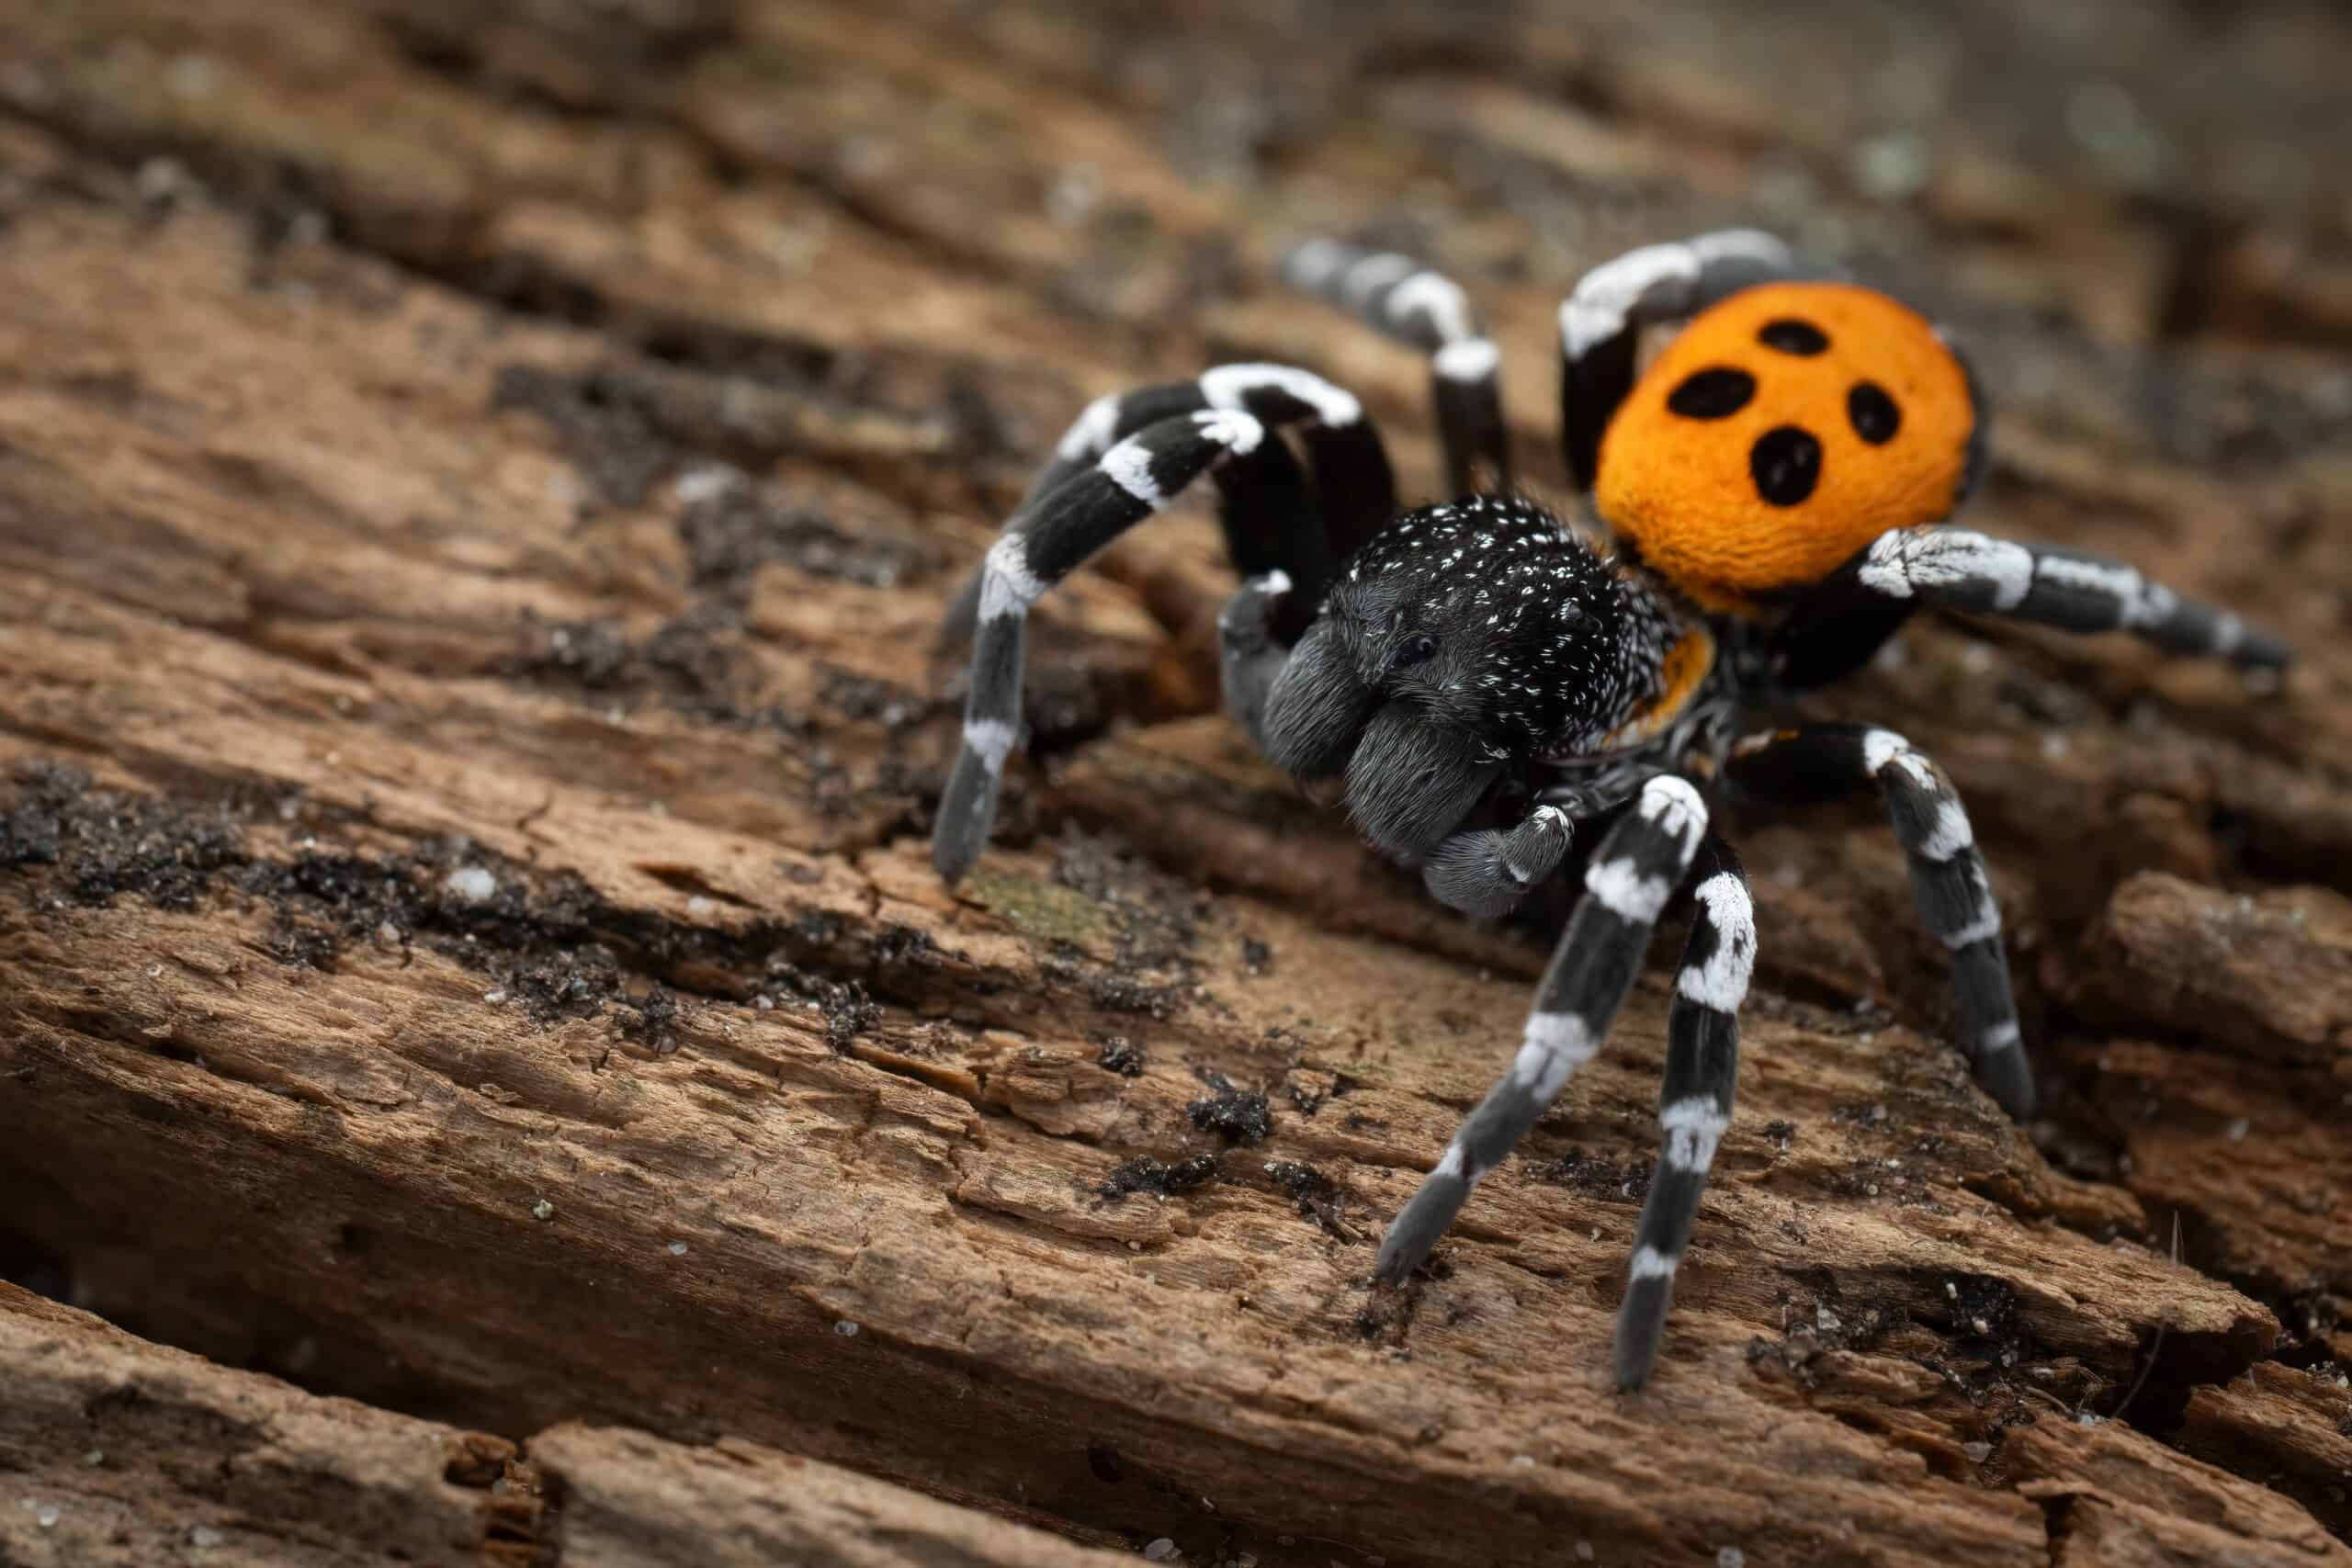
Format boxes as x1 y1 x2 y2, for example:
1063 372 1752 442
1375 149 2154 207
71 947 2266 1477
1617 836 1752 1390
934 409 1271 883
939 366 1396 649
1376 774 1713 1283
1283 239 1508 499
1419 804 1575 919
1556 231 1797 490
1725 723 2034 1119
1216 570 1295 750
1771 525 2290 685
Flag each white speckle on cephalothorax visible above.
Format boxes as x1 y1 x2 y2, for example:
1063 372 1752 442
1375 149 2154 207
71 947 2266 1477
190 1526 226 1550
443 864 497 903
666 1240 688 1256
1717 1549 1747 1568
834 1319 860 1337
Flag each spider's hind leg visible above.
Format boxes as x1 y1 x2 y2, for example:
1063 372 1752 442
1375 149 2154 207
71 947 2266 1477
1771 525 2293 687
1283 238 1508 500
1556 231 1798 490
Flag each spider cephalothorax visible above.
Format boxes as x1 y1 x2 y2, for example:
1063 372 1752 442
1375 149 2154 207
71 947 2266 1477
932 230 2290 1389
1262 497 1649 855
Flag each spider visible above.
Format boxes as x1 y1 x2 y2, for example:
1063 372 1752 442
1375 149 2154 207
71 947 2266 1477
929 231 2290 1389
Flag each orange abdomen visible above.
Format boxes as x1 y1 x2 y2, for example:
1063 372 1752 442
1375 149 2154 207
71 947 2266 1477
1592 282 1978 614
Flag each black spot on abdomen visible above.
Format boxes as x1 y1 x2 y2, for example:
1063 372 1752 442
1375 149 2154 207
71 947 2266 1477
1849 380 1902 444
1666 367 1755 419
1750 426 1822 505
1758 319 1829 355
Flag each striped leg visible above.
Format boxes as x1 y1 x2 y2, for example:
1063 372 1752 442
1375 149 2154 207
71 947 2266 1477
1419 805 1574 919
1616 838 1752 1390
933 410 1270 883
1725 724 2034 1119
1557 231 1796 490
1843 525 2291 670
1283 239 1508 498
939 365 1396 648
1375 775 1713 1284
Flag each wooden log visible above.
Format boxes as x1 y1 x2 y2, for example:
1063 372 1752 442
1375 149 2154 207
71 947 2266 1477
0 3 2348 1564
0 1284 1134 1565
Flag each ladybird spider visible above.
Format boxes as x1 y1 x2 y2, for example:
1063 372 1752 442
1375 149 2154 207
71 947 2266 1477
931 231 2290 1388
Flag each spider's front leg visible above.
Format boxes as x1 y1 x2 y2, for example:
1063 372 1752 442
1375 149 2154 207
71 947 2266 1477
934 366 1392 883
1376 777 1756 1389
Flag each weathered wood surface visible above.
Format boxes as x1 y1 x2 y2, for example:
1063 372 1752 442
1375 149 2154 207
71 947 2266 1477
0 2 2348 1564
0 1283 1133 1566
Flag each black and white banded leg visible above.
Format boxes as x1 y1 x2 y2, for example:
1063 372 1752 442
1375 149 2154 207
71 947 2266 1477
1284 238 1508 497
940 364 1396 648
1725 724 2033 1119
1375 774 1713 1285
1616 837 1753 1390
1846 525 2291 671
1557 230 1797 489
1419 805 1575 919
934 409 1271 883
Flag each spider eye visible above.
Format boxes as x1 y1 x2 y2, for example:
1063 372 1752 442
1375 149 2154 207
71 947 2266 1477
1395 632 1440 669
